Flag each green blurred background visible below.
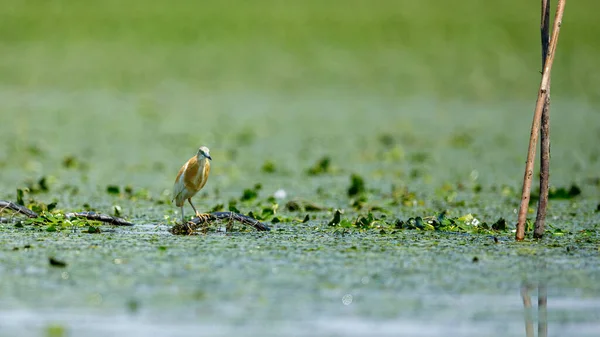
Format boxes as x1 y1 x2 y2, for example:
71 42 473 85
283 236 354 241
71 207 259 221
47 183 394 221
1 0 599 207
2 0 599 99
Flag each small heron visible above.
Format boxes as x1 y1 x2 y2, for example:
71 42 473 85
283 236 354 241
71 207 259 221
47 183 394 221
172 146 212 223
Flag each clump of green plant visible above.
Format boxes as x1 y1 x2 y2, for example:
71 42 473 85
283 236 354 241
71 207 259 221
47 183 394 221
240 183 262 202
285 200 327 212
548 184 581 199
235 128 256 146
306 156 333 176
15 188 57 213
105 184 154 202
389 185 421 207
394 212 505 234
22 211 102 233
347 173 366 197
62 155 89 171
377 133 395 148
322 208 553 236
326 210 387 233
17 176 55 197
449 130 474 148
262 160 277 173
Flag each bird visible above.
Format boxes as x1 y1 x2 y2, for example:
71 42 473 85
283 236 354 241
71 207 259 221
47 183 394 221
172 146 212 224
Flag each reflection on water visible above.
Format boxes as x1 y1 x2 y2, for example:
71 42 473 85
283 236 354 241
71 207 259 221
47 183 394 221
1 286 598 337
521 283 547 337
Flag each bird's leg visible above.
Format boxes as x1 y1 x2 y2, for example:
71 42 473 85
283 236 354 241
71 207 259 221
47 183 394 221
189 199 211 223
180 206 185 224
188 199 200 217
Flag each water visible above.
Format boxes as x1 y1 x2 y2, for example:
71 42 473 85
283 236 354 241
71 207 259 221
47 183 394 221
1 291 599 336
1 2 600 335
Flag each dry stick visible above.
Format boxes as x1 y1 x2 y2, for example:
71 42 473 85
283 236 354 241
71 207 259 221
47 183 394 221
535 0 552 239
536 100 551 237
515 0 566 241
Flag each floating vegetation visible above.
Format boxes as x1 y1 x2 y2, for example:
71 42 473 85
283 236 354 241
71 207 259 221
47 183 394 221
261 160 277 173
106 185 120 195
449 130 475 148
491 218 508 231
531 184 582 200
285 200 327 212
61 155 88 170
235 128 256 146
321 208 528 235
241 184 262 202
347 174 366 197
113 205 122 217
327 209 342 227
408 151 430 164
548 184 582 199
306 156 332 176
377 133 396 148
389 185 420 207
1 200 132 229
48 257 67 268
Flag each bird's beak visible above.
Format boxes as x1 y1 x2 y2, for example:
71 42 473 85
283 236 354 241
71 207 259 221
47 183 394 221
206 154 212 161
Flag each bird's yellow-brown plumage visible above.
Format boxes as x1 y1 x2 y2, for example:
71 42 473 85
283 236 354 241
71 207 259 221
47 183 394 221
173 156 211 206
172 146 212 223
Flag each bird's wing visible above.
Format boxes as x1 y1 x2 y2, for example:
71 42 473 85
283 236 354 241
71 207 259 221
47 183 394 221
172 162 189 205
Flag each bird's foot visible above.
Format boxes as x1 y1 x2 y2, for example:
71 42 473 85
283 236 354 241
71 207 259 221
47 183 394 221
195 213 212 223
184 221 196 235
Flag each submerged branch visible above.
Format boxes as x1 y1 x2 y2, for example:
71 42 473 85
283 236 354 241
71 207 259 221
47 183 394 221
0 201 38 218
170 212 271 235
0 200 133 226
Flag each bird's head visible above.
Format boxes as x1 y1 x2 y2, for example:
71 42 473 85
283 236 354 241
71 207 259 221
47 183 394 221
197 146 212 160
